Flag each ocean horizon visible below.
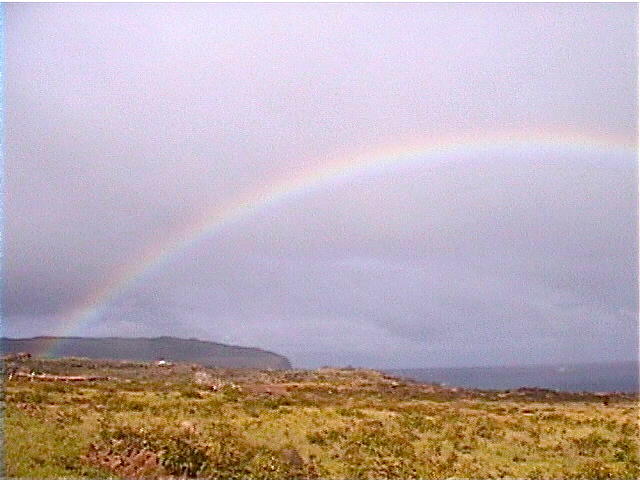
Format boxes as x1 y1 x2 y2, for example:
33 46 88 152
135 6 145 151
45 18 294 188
388 360 639 394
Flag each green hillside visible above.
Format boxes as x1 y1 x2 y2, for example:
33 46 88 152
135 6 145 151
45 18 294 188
1 336 292 369
4 356 639 479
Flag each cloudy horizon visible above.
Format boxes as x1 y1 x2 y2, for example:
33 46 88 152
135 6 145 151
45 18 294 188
5 3 638 369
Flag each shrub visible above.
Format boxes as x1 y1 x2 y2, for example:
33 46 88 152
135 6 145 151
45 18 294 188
335 407 365 418
612 437 640 464
306 428 346 446
90 420 318 480
180 388 204 399
340 420 420 479
472 416 502 439
9 390 51 404
396 411 435 433
572 459 618 480
572 432 610 456
160 436 210 477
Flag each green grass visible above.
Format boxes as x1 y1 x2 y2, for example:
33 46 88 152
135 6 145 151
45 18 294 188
4 358 639 479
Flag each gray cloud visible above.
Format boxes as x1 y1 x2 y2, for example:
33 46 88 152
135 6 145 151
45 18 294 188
5 3 637 368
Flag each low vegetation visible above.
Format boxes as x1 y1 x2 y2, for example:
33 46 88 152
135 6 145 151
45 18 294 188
4 357 639 479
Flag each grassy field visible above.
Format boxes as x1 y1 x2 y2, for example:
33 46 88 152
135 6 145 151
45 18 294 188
3 357 639 479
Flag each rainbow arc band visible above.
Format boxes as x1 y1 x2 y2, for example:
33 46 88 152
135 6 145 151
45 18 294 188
48 130 637 356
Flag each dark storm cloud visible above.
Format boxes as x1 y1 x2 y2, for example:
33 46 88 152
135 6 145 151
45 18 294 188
5 3 637 367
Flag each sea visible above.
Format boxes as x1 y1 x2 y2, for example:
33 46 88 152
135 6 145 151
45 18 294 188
388 361 639 393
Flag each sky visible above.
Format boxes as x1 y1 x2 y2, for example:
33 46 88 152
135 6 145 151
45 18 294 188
4 3 638 369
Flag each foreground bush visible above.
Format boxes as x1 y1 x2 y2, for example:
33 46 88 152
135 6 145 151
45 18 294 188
5 358 639 479
86 421 317 480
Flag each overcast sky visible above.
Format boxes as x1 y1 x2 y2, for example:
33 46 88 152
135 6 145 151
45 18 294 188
5 3 638 368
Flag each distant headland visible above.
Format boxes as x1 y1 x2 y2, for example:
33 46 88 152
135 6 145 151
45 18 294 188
1 336 292 370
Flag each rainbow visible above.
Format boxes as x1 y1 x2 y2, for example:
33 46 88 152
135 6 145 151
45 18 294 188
48 130 637 355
